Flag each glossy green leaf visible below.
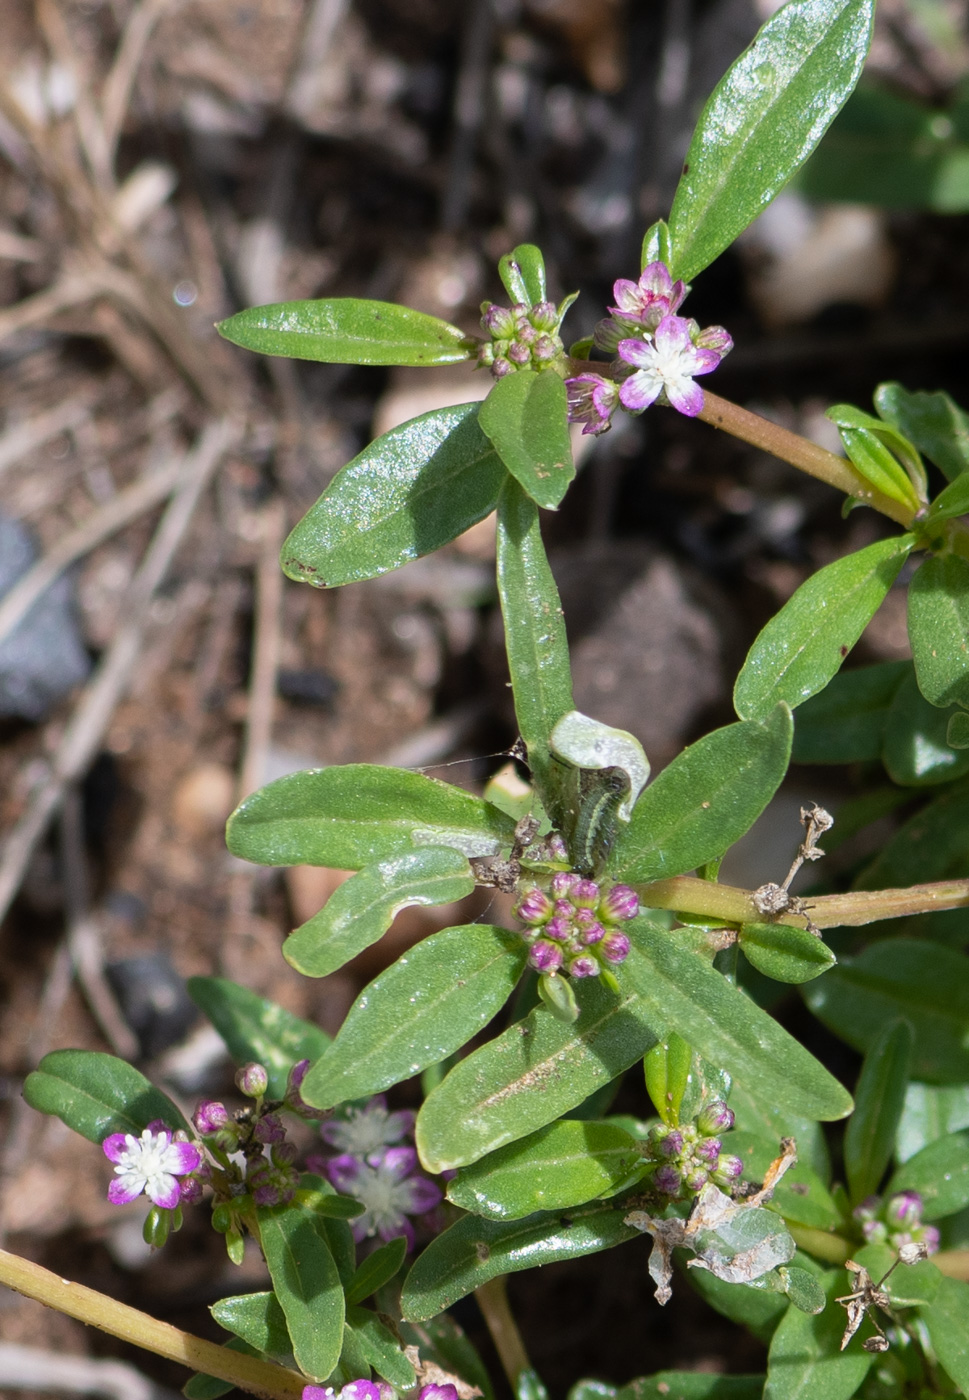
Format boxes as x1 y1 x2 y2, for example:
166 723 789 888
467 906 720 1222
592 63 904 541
620 1375 764 1400
611 705 793 882
896 1082 969 1163
881 668 969 786
569 1380 616 1400
627 920 853 1123
782 1267 827 1315
346 1236 407 1306
227 764 514 870
183 1338 260 1399
499 245 546 304
185 977 328 1099
826 403 926 498
283 848 474 979
400 1201 637 1321
300 924 526 1109
397 1313 494 1400
727 1078 830 1182
805 939 969 1083
280 405 505 588
838 427 921 512
496 477 574 799
518 1370 548 1400
791 660 908 764
739 923 836 985
888 1131 969 1220
416 942 662 1172
333 1323 373 1385
727 1132 841 1231
644 1032 694 1126
922 1277 969 1394
537 969 580 1023
23 1050 188 1144
688 1265 788 1343
844 1019 913 1207
667 0 875 282
764 1272 872 1400
257 1201 344 1382
875 383 969 484
734 536 915 722
217 298 472 366
856 779 969 888
479 371 574 511
640 220 674 271
295 1183 364 1220
908 553 969 710
447 1119 643 1220
346 1305 416 1389
210 1292 292 1364
927 471 969 523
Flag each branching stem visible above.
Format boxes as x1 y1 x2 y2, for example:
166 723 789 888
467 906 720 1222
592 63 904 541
637 875 969 929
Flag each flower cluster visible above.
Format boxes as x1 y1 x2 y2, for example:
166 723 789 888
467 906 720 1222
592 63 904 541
514 873 638 978
565 261 732 433
643 1101 744 1201
304 1384 458 1400
854 1191 940 1255
477 299 566 378
307 1094 441 1251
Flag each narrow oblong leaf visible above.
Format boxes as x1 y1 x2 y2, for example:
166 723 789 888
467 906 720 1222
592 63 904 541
281 405 505 587
210 1292 292 1364
805 939 969 1083
346 1305 417 1389
927 471 969 523
496 478 574 799
400 1201 637 1321
644 1033 694 1126
896 1081 969 1163
855 779 969 888
843 1019 914 1207
888 1131 969 1220
257 1201 345 1382
908 553 969 710
300 924 526 1109
881 669 969 786
668 0 875 282
447 1119 643 1220
499 244 546 304
610 704 792 883
23 1050 188 1144
227 765 514 870
739 922 836 985
283 848 475 979
826 402 926 498
479 372 575 511
640 220 674 271
618 1376 763 1400
837 427 921 512
922 1277 969 1394
217 298 472 366
734 535 915 722
875 382 969 483
346 1236 408 1306
791 660 908 765
186 977 328 1099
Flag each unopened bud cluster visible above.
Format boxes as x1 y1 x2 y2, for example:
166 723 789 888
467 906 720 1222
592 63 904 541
644 1101 743 1200
515 873 638 978
854 1191 940 1255
477 300 566 378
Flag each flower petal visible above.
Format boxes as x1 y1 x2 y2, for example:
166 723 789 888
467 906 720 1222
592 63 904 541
665 379 705 417
616 337 656 371
102 1133 133 1164
146 1174 182 1210
619 371 662 413
327 1154 365 1193
162 1141 201 1175
107 1177 144 1205
380 1146 417 1182
398 1175 442 1213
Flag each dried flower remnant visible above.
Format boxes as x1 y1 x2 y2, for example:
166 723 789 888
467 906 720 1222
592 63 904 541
566 373 620 436
752 803 833 932
836 1244 930 1353
102 1126 200 1209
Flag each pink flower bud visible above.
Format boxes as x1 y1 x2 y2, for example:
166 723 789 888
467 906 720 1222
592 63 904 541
697 1101 735 1135
573 879 600 909
569 954 600 978
235 1063 268 1098
516 888 553 925
654 1165 681 1195
193 1100 229 1136
601 932 630 964
551 871 580 899
528 940 563 973
600 884 639 923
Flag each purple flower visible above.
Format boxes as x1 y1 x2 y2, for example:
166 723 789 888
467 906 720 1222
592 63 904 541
179 1174 205 1205
565 373 619 436
580 920 606 946
320 1094 415 1162
528 940 563 973
601 932 630 964
572 879 600 908
420 1387 460 1400
599 883 639 924
325 1146 441 1251
544 915 572 943
103 1128 201 1210
609 261 688 329
303 1385 392 1400
618 315 729 418
193 1100 229 1136
569 954 600 978
654 1165 682 1195
713 1153 744 1184
695 1137 721 1166
885 1191 922 1230
697 1101 735 1136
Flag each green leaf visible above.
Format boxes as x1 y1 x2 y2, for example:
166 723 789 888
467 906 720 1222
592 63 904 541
185 977 328 1100
619 1376 763 1400
23 1050 188 1144
734 536 915 722
837 427 921 512
217 298 472 367
640 220 674 271
764 1273 872 1400
626 919 853 1123
300 924 526 1109
888 1131 969 1220
611 705 793 883
346 1305 416 1389
569 1380 616 1400
499 245 546 304
826 402 926 499
210 1292 292 1364
479 372 574 511
896 1082 969 1163
447 1119 643 1220
280 405 505 588
927 471 969 523
805 939 969 1083
256 1200 345 1382
782 1267 827 1316
346 1237 407 1306
227 765 514 870
416 947 661 1172
875 382 969 484
518 1371 548 1400
739 923 836 985
791 660 908 764
687 1266 788 1342
644 1033 693 1126
496 478 574 800
949 710 969 748
283 848 474 979
880 668 969 786
537 969 580 1023
667 0 875 282
726 1132 841 1231
922 1277 969 1394
843 1019 913 1207
400 1201 638 1321
856 780 969 888
908 553 969 710
397 1314 495 1400
727 1079 830 1183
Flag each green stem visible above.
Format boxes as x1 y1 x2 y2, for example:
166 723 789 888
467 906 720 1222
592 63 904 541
787 1225 852 1265
0 1247 306 1399
637 874 969 930
474 1275 532 1390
